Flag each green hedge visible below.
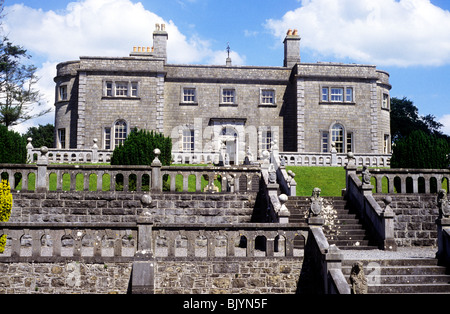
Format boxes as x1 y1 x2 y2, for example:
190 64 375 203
110 128 172 166
0 125 26 164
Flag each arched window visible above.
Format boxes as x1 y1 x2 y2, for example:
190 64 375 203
114 120 127 147
331 124 344 153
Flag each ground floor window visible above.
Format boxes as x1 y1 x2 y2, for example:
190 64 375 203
322 124 353 153
114 120 127 148
183 129 194 152
58 128 66 149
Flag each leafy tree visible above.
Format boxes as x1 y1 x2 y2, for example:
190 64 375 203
22 123 54 148
390 97 447 141
0 124 26 164
111 128 172 166
0 36 51 128
390 130 450 169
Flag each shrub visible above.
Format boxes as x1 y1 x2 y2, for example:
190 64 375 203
0 179 12 253
111 128 172 166
0 125 27 164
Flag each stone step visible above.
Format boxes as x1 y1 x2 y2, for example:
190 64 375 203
342 258 450 294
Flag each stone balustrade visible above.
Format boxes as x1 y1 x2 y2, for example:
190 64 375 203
0 163 261 194
0 222 137 262
0 221 308 262
365 168 450 194
27 138 112 164
151 223 308 258
280 152 391 167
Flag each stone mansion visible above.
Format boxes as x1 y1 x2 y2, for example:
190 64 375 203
54 24 391 165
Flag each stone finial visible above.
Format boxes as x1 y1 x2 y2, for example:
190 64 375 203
350 262 368 294
346 152 356 166
437 189 450 218
278 194 290 223
151 148 162 167
382 195 394 214
26 137 33 149
309 187 323 217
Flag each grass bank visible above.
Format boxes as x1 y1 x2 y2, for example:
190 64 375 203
286 166 347 197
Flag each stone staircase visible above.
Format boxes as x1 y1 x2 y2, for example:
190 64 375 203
287 195 450 293
342 258 450 294
287 196 378 250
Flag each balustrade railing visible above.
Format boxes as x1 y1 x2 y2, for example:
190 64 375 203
0 221 308 262
280 152 391 167
0 222 137 261
0 163 261 193
364 168 450 194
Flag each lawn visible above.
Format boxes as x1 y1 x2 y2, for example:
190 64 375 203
286 166 347 197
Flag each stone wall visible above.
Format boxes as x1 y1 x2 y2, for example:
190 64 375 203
375 194 439 246
0 262 132 294
10 191 257 224
155 258 302 294
0 258 302 294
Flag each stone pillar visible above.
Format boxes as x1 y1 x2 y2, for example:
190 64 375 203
36 147 48 193
344 152 357 195
151 149 162 192
382 196 397 251
132 194 155 294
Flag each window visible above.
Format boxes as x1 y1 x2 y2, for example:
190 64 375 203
183 88 196 103
331 124 344 153
105 82 113 97
261 90 275 105
104 127 111 150
262 130 272 152
346 88 353 102
321 131 329 153
115 82 128 97
183 129 194 152
321 88 329 102
384 134 390 154
346 132 353 153
58 129 66 149
382 94 389 109
321 87 354 103
330 88 344 102
222 89 235 104
59 85 68 101
131 82 138 97
104 81 139 97
114 120 127 147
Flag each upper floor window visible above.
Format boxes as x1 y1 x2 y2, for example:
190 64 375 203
321 87 354 103
382 93 389 109
59 85 68 101
261 89 275 106
183 88 197 103
104 81 139 98
222 89 235 104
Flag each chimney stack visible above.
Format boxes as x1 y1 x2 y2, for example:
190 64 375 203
153 23 168 63
284 29 300 68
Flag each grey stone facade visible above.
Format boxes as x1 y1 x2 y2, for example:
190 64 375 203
54 25 391 164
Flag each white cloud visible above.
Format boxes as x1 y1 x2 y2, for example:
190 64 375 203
3 0 245 133
265 0 450 67
438 114 450 136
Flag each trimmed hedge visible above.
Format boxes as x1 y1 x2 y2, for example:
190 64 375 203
0 125 26 164
110 128 172 166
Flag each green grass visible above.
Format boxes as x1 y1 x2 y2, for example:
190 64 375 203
286 166 347 197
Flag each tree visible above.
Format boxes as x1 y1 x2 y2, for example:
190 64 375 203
111 128 172 166
0 37 50 128
390 97 447 141
390 130 450 169
0 124 27 164
22 123 54 149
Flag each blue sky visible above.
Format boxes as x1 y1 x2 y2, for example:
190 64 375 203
3 0 450 135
